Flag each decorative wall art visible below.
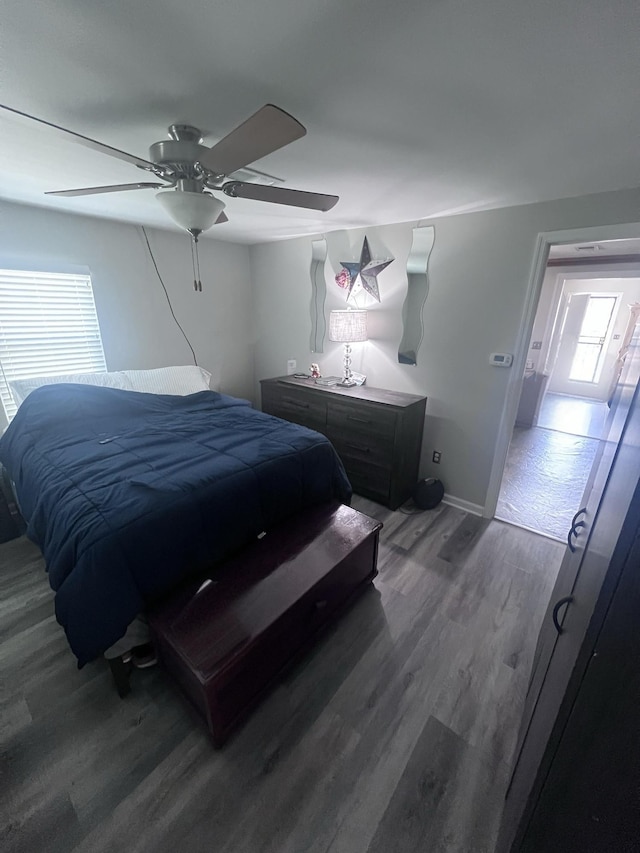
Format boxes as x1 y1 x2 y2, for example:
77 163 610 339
398 225 436 365
335 236 394 304
309 237 328 353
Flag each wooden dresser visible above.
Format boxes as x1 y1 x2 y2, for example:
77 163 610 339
260 376 427 509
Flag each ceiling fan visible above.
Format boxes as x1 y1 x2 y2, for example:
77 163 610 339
0 103 339 238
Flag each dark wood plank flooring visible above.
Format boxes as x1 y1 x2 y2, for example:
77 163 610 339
0 498 563 853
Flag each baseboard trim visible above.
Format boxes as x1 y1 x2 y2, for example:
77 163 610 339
442 493 484 517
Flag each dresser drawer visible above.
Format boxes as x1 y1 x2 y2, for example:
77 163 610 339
328 431 393 471
344 458 391 504
327 399 397 440
262 385 326 430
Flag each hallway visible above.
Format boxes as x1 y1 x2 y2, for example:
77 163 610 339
536 392 608 439
496 394 608 540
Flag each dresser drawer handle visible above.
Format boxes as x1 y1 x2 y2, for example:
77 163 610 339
346 442 370 453
282 397 309 409
315 599 328 612
347 414 371 424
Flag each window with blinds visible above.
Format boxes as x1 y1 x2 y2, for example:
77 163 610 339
0 269 106 420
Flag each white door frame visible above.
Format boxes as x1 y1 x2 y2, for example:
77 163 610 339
484 221 640 519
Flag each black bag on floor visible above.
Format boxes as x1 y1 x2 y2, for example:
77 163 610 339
413 477 445 510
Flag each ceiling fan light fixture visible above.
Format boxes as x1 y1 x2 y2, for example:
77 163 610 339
156 190 225 235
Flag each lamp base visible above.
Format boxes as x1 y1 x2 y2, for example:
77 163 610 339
340 342 357 387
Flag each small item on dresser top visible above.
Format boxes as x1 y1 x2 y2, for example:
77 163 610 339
314 376 342 386
310 363 321 378
292 373 311 379
350 372 366 386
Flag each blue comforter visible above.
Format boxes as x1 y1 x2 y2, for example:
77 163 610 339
0 384 351 665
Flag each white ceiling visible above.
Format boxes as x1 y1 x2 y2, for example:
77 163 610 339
1 0 639 244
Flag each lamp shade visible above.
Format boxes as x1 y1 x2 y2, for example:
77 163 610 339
329 310 368 343
156 190 225 234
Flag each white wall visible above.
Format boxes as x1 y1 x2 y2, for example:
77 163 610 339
250 187 640 510
0 199 254 429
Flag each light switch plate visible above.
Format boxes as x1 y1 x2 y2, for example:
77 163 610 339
286 359 297 375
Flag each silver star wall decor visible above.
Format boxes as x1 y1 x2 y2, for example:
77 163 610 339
335 237 394 302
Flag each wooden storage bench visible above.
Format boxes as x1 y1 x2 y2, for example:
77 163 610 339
148 503 382 746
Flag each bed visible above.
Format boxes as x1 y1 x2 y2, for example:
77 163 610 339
0 380 351 667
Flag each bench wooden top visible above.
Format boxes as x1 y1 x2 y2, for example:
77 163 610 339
149 503 382 679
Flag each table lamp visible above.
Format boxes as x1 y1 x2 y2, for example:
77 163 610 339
329 309 368 387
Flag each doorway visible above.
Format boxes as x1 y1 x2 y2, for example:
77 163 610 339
494 245 640 540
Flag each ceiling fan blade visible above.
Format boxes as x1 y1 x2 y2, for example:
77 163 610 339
215 211 229 224
46 182 166 197
200 104 306 176
0 103 159 171
222 181 338 212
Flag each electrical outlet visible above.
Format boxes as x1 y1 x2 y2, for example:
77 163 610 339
531 341 542 350
286 359 297 375
432 450 441 464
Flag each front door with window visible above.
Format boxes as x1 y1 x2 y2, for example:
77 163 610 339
548 292 620 400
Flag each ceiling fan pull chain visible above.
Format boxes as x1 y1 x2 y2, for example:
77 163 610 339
190 236 198 291
190 234 203 292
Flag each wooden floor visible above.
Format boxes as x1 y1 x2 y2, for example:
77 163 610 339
0 497 563 853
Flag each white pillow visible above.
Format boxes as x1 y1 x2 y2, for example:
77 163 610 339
9 370 133 405
122 366 212 396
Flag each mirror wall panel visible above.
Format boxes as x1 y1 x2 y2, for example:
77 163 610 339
310 238 327 353
398 225 435 365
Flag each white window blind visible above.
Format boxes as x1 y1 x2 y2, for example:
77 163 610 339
0 269 106 420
